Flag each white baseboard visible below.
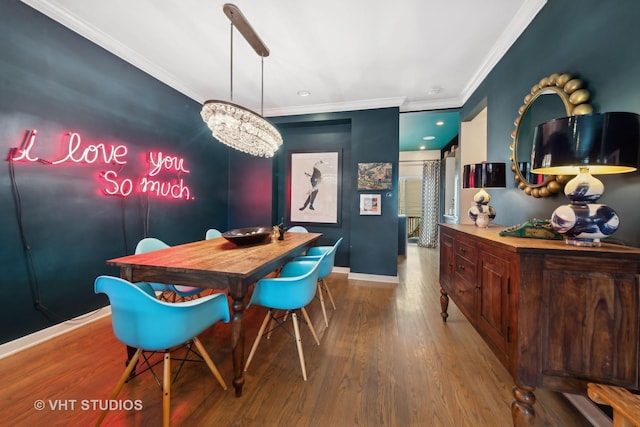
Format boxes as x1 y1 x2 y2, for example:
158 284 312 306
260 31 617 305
563 392 611 427
330 266 399 284
0 306 111 360
347 272 399 284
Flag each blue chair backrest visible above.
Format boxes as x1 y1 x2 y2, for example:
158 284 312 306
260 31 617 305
288 226 308 233
134 237 201 296
205 228 222 239
134 238 172 292
249 254 325 310
95 275 229 351
135 237 169 254
306 237 343 279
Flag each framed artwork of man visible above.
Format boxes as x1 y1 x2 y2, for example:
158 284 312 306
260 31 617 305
288 151 341 225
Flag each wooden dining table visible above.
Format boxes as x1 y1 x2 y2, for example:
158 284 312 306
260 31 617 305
106 231 322 397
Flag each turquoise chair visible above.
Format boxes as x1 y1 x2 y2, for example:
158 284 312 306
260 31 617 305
205 228 222 239
244 255 325 381
287 225 309 233
295 237 343 327
286 225 309 255
135 237 203 301
94 275 229 427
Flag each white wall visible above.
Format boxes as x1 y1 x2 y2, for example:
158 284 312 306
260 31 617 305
443 155 457 216
398 150 440 179
459 107 488 224
398 150 441 216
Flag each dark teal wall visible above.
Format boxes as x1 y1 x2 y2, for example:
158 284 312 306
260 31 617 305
0 0 229 343
272 119 352 267
462 0 640 247
271 109 400 276
227 150 272 230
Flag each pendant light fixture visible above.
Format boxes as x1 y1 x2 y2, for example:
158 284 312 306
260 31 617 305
201 4 283 157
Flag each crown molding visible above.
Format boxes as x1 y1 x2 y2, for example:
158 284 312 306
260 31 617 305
400 96 465 113
460 0 547 105
21 0 547 118
20 0 204 102
263 96 407 117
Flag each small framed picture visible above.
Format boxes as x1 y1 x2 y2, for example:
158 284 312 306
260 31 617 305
357 162 392 190
359 193 381 215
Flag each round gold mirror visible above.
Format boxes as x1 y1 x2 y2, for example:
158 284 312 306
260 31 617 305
510 73 593 197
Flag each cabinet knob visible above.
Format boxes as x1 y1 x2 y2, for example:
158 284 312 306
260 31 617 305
458 265 465 271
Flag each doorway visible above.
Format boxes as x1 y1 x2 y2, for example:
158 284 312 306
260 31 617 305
398 110 460 251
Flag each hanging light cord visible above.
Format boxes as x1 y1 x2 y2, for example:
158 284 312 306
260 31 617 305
228 20 265 115
200 4 282 158
230 22 234 102
223 3 269 114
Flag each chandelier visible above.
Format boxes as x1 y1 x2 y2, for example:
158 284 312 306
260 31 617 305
200 4 283 158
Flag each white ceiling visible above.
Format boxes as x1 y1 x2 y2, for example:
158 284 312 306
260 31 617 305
21 0 546 117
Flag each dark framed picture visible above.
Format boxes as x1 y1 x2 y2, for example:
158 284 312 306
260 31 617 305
288 151 341 225
359 193 381 215
357 162 392 190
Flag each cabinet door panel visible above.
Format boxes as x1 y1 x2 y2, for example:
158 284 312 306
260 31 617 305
439 233 454 294
541 269 639 388
477 251 510 359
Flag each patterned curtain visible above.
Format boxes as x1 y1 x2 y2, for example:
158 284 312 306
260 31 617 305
418 160 440 247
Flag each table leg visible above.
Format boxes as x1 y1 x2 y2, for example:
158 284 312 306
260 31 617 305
229 290 246 397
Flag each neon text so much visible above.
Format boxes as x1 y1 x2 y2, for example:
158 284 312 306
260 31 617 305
10 130 193 200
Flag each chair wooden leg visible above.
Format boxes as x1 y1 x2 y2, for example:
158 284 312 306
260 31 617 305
301 307 320 346
192 337 227 390
291 312 307 381
322 278 336 309
95 348 142 427
245 310 271 372
317 283 329 327
162 352 171 427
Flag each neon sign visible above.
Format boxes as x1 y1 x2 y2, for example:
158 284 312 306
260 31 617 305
148 151 189 176
9 130 194 200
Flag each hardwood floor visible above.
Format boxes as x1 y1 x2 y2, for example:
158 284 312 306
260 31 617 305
0 244 593 426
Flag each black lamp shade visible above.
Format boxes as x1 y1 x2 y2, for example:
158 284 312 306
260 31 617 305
463 162 506 189
531 112 640 175
463 163 482 189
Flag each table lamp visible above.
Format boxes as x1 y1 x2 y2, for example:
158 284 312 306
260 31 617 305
531 112 640 246
463 162 506 227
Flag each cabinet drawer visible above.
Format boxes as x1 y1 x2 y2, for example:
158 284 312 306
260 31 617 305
455 253 476 284
455 239 477 263
452 274 476 321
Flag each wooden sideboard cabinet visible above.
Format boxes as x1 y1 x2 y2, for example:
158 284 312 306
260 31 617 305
439 224 640 426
